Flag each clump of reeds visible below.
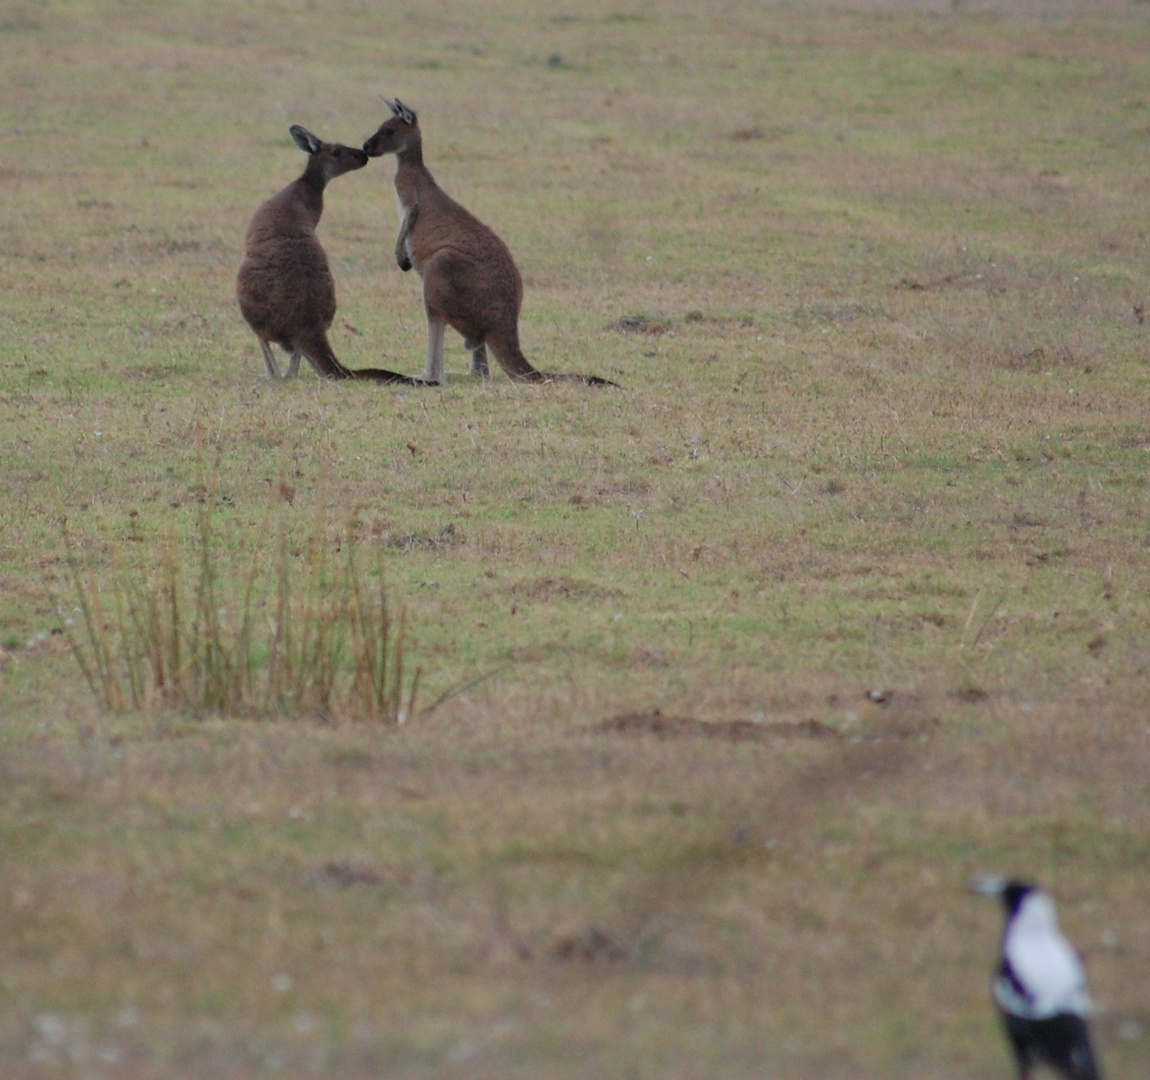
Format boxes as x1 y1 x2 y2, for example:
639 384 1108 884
59 509 418 723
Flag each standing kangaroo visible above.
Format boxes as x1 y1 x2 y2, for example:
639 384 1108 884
237 125 425 384
362 100 617 387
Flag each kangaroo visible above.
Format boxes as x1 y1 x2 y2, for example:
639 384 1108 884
236 125 426 384
362 100 617 387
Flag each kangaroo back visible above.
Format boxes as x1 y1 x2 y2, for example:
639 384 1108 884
363 100 617 388
236 125 427 385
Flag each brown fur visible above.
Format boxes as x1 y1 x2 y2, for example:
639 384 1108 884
363 101 617 387
236 125 425 385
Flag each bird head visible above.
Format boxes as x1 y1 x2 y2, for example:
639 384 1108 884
971 874 1038 918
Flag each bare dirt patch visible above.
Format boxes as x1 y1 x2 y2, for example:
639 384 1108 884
592 710 841 742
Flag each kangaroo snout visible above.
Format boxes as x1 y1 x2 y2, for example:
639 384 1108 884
363 99 416 158
362 130 393 158
362 124 389 157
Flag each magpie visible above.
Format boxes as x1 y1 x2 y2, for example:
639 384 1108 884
973 875 1102 1080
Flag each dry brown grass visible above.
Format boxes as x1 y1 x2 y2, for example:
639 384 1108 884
2 0 1150 1076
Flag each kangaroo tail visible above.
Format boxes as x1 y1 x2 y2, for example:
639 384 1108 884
576 374 620 388
299 336 433 385
347 366 437 386
486 329 619 387
528 372 621 388
297 334 361 380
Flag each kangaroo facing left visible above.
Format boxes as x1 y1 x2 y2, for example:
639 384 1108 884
362 100 618 388
236 125 427 385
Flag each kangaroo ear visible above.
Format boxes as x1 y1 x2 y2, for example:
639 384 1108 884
392 98 416 125
289 125 322 156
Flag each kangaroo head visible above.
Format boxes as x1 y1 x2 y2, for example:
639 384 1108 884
362 99 419 158
289 125 369 182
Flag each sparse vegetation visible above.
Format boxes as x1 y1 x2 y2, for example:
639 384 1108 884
60 505 416 723
2 2 1150 1078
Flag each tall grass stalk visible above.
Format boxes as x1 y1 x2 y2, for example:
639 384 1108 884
59 510 418 723
346 540 419 725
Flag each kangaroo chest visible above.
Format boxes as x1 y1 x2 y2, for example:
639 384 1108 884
393 167 421 220
394 189 411 223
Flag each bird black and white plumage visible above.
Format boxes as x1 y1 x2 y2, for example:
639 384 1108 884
973 875 1103 1080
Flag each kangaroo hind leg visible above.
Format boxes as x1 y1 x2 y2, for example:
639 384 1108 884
464 338 490 379
424 317 447 384
258 339 283 379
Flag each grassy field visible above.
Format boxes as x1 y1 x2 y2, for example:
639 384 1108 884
3 0 1150 1076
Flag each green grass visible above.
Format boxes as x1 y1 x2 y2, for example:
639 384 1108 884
3 0 1150 1077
